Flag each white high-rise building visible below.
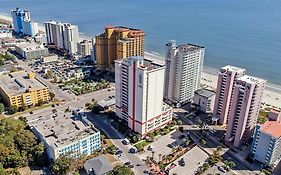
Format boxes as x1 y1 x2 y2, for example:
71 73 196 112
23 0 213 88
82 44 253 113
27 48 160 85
115 56 173 135
252 120 281 167
213 65 246 125
45 20 79 54
164 40 205 106
225 75 266 147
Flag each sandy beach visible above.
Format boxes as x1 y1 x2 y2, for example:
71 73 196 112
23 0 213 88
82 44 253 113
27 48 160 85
1 13 280 109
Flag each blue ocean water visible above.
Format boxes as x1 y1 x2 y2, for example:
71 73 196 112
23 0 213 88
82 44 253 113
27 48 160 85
1 0 281 86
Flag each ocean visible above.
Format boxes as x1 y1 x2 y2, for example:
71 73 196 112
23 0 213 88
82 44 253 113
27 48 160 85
1 0 281 87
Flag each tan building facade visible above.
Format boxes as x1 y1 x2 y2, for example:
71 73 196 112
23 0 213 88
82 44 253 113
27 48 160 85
0 71 50 108
95 26 145 70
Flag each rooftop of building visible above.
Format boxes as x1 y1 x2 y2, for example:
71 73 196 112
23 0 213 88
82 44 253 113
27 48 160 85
195 89 215 98
15 42 47 51
177 43 205 52
28 111 99 148
101 25 145 38
0 71 48 96
261 120 281 138
45 20 77 28
117 56 164 71
221 65 246 73
238 75 266 85
270 108 281 114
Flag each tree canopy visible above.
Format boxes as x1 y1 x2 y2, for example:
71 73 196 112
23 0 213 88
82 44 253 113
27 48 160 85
0 117 48 169
108 165 134 175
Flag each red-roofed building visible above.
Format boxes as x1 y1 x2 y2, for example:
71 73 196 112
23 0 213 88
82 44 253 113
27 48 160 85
251 120 281 167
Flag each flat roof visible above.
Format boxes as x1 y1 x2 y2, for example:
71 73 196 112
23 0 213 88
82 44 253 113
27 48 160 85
177 44 205 52
15 42 47 51
0 71 48 96
238 75 266 85
28 112 99 148
221 65 246 73
195 89 215 98
261 121 281 138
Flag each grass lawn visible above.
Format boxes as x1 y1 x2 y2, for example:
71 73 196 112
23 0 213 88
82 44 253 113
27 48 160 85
135 140 153 150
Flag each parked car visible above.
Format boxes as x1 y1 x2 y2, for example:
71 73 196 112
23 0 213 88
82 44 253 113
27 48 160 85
218 166 226 173
122 138 130 145
179 134 185 139
124 162 131 166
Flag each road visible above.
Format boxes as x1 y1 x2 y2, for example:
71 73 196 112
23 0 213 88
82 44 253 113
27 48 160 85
86 114 150 175
175 109 259 175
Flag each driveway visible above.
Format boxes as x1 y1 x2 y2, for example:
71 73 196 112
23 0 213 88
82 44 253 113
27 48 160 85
86 114 150 175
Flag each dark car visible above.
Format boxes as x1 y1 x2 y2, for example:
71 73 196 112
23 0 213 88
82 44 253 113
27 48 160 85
124 162 130 166
179 135 185 139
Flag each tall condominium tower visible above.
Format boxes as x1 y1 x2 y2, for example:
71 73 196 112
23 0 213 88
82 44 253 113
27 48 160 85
164 40 205 105
213 65 246 125
115 56 173 135
96 26 145 71
45 20 79 54
11 8 38 36
225 75 266 147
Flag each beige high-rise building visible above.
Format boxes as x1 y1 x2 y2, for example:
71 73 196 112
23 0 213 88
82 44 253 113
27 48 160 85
225 75 266 147
95 26 145 70
213 65 246 125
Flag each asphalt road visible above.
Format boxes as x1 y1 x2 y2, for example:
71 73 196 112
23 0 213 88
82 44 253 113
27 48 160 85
87 114 150 175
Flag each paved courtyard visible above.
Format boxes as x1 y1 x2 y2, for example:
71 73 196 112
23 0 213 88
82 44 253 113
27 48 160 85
138 130 189 161
169 146 209 175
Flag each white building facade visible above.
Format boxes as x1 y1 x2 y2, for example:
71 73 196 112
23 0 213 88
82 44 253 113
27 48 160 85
115 56 173 135
29 113 101 160
252 121 281 167
193 89 215 113
45 20 79 54
164 40 205 106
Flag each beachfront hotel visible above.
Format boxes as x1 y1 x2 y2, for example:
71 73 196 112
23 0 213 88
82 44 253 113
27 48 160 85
45 20 79 54
115 56 173 135
0 71 50 108
225 75 266 147
28 111 101 160
95 26 145 71
164 40 205 106
213 65 246 125
251 119 281 167
11 8 38 37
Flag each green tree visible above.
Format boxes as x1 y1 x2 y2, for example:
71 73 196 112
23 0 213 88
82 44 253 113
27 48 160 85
0 56 4 66
49 92 55 100
8 105 18 114
51 155 74 175
199 139 207 145
108 165 134 175
216 146 222 152
0 103 4 113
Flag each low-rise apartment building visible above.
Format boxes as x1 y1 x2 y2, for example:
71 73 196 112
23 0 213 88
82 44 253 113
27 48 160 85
28 112 101 160
15 42 49 59
0 71 50 108
252 120 281 167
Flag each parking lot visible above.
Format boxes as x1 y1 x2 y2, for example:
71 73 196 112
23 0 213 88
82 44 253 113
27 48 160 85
138 130 191 161
169 146 209 175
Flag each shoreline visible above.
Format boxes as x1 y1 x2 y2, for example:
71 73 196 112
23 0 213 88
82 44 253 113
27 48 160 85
1 13 281 109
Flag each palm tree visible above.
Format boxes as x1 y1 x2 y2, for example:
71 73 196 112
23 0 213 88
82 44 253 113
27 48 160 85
158 153 162 162
152 151 155 160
